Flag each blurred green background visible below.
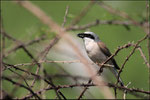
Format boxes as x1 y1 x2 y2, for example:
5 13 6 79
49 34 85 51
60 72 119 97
1 1 149 99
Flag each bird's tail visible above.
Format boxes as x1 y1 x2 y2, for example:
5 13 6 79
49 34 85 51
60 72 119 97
109 67 127 94
109 67 124 86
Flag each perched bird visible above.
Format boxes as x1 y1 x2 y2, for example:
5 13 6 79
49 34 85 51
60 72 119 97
77 31 124 86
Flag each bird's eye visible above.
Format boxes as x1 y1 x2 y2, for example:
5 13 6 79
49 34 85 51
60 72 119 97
86 34 95 40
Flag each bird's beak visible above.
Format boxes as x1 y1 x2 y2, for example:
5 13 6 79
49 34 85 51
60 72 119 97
77 33 85 38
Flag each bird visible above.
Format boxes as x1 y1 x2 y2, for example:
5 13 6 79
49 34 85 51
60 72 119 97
77 31 124 86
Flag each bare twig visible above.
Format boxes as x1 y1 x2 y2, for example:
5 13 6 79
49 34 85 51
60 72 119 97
1 29 20 43
4 74 89 81
2 32 5 59
3 62 68 99
146 1 150 98
38 36 59 60
5 58 148 99
99 43 135 71
8 68 30 88
20 82 150 99
4 43 42 95
20 46 42 89
62 5 69 27
2 76 41 100
1 19 43 98
3 60 114 69
43 70 62 99
0 13 3 99
137 47 149 68
5 60 79 68
97 1 141 26
69 1 95 26
3 63 41 80
67 20 147 31
77 79 92 99
4 34 46 57
123 82 131 99
117 35 148 85
2 29 44 96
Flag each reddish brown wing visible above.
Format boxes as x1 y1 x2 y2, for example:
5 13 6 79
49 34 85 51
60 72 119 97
98 42 120 70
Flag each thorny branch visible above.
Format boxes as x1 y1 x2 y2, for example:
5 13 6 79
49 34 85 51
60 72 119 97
2 60 115 69
15 82 150 99
2 76 41 100
2 63 150 99
67 20 147 31
1 22 45 99
43 70 65 99
97 1 140 26
2 31 46 58
69 1 95 26
146 2 150 100
1 0 149 99
138 47 149 68
116 35 148 85
62 5 69 28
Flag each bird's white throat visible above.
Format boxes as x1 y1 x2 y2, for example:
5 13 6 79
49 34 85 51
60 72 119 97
83 37 95 52
84 37 94 46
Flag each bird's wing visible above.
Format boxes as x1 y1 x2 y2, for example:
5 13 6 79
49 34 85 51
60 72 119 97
97 42 120 70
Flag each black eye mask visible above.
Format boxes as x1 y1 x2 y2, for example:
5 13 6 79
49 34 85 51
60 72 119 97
85 34 95 40
77 33 95 40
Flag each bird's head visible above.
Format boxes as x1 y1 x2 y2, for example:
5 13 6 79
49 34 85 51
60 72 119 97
77 32 100 42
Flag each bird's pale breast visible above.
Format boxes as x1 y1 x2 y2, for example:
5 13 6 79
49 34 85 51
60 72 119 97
84 38 107 63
